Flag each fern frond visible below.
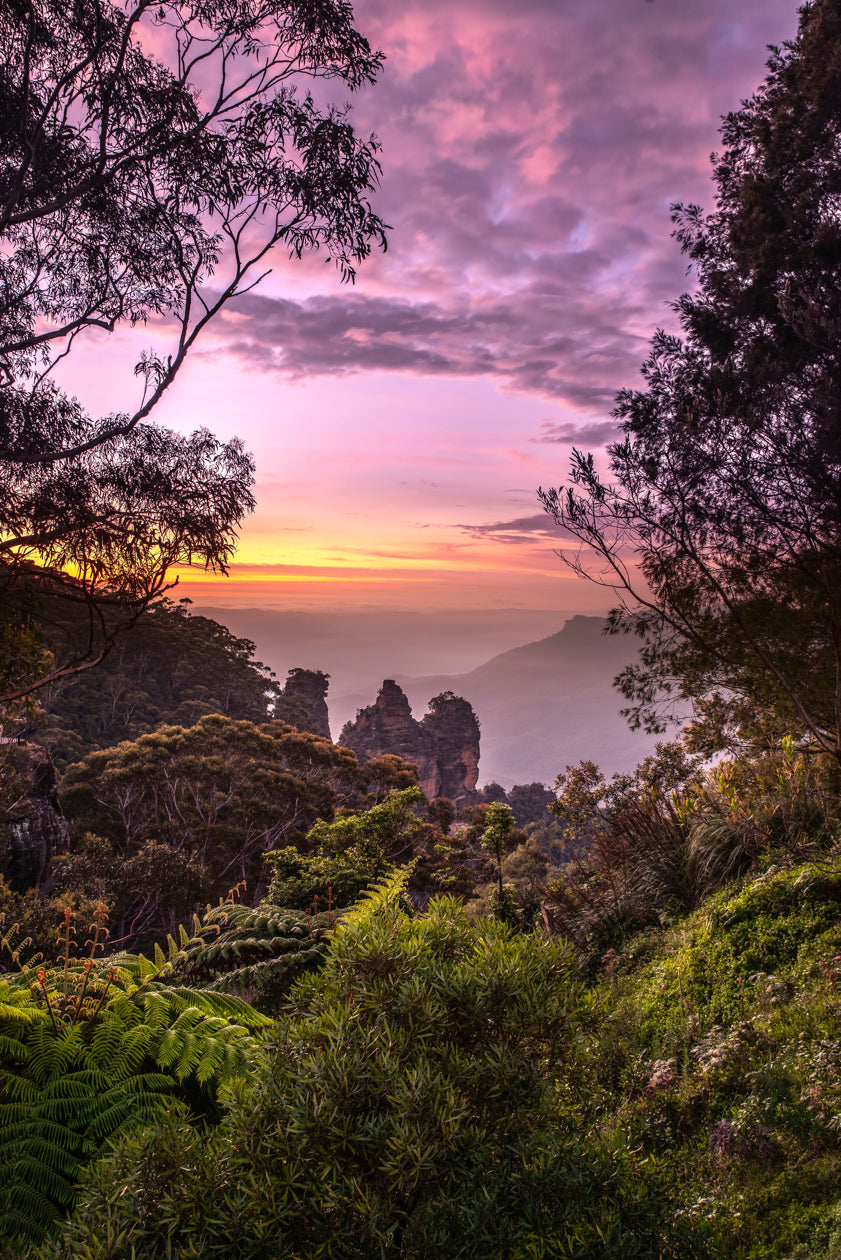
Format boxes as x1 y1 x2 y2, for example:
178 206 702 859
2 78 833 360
105 991 144 1026
171 902 334 1010
86 1017 129 1071
338 866 414 932
0 920 270 1247
0 1074 40 1102
20 1023 85 1085
0 980 48 1024
0 1034 28 1062
138 988 174 1029
147 985 272 1027
0 1064 177 1245
84 1083 175 1143
204 946 327 997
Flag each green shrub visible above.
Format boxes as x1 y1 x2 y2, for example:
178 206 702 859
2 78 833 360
571 854 841 1260
0 906 269 1248
43 877 708 1258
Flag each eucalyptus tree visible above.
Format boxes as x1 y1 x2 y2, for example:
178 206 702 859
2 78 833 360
541 0 841 762
0 0 387 700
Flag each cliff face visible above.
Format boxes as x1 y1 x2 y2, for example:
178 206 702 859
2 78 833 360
339 682 480 807
273 668 331 739
0 744 69 890
420 693 481 802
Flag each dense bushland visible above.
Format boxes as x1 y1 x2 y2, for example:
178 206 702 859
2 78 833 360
0 905 271 1248
6 3 841 1253
3 729 841 1256
26 879 707 1259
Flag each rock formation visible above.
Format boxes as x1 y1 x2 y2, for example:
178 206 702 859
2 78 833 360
273 668 331 739
0 743 69 890
339 682 480 807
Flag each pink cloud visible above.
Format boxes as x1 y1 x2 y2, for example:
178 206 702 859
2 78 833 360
52 0 804 624
197 0 801 419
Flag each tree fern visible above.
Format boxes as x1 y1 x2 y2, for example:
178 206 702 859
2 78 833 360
0 905 270 1248
0 1016 178 1245
172 901 336 1012
337 865 414 932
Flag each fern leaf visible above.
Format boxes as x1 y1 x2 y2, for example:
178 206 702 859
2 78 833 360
193 1037 224 1086
338 866 414 931
84 1083 174 1143
0 1034 28 1062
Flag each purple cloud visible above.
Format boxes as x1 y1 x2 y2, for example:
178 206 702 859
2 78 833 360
458 513 569 544
223 289 645 405
211 0 801 412
533 419 621 446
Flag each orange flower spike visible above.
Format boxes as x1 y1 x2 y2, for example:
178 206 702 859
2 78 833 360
90 967 119 1020
86 902 110 958
72 956 97 1020
36 967 60 1031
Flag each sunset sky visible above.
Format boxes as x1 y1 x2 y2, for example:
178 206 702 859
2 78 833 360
62 0 801 625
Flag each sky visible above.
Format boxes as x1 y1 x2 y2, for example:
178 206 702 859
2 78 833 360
62 0 802 638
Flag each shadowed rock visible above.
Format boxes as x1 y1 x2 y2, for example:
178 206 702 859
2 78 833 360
339 682 480 808
273 668 331 739
0 744 69 891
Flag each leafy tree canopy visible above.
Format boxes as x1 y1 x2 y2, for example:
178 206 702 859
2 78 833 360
266 786 425 910
57 716 362 943
35 598 280 766
540 0 841 762
0 0 386 701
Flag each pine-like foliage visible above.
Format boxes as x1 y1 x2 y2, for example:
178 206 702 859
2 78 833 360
336 864 414 931
166 871 415 1013
0 907 270 1248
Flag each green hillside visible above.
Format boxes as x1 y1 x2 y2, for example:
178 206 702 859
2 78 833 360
581 857 841 1258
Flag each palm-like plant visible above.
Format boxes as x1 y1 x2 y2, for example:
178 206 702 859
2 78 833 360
173 898 337 1012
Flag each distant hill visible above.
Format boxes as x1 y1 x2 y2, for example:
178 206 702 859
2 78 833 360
189 606 570 693
334 616 662 788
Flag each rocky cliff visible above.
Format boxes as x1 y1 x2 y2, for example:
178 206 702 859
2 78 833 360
0 743 69 890
273 668 331 738
339 682 480 807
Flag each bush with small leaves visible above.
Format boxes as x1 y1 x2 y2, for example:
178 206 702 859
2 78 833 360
43 875 710 1258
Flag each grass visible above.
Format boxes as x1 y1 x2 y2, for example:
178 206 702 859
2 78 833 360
574 855 841 1258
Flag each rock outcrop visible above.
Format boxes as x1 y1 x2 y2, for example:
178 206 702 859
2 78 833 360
273 668 331 739
0 743 69 890
339 682 480 807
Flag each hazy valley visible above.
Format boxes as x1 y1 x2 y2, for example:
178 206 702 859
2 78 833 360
196 607 660 787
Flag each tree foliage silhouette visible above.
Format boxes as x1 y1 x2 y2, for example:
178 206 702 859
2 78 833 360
540 0 841 762
0 0 387 701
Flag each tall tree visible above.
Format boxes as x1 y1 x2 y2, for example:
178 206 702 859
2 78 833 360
0 0 386 700
56 715 363 940
37 598 281 766
541 0 841 763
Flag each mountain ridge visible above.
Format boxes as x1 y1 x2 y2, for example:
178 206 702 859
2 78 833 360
333 616 662 788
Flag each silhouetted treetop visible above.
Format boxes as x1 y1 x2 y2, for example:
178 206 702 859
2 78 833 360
541 0 841 763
